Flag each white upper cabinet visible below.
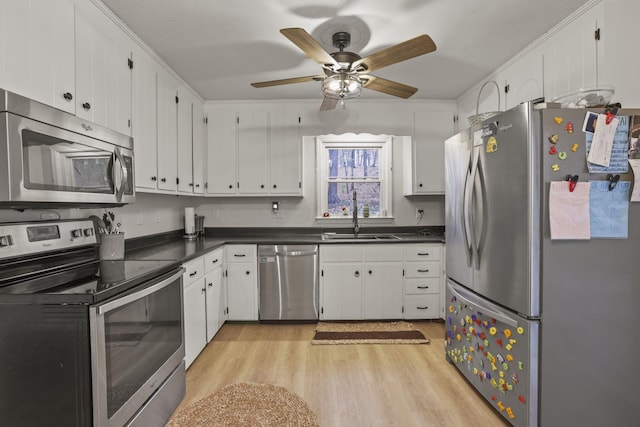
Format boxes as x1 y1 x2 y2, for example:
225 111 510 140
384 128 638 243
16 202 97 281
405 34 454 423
192 100 206 195
0 0 76 114
75 0 132 136
177 88 194 194
131 47 158 191
156 69 179 192
403 111 455 195
540 1 603 102
270 112 302 195
238 112 269 195
497 52 544 110
207 111 238 195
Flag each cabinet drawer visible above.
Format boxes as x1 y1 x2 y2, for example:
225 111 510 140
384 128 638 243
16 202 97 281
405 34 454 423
183 257 205 284
404 261 440 278
404 294 439 319
204 248 224 273
320 245 363 262
404 245 441 261
405 278 440 294
226 245 256 262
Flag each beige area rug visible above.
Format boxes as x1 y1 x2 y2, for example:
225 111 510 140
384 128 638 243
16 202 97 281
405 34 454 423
311 321 430 345
166 382 319 427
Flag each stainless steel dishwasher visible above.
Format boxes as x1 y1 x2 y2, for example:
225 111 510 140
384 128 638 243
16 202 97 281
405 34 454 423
258 245 319 321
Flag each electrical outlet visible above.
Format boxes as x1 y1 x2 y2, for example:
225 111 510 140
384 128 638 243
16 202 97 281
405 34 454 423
211 208 220 219
416 208 424 218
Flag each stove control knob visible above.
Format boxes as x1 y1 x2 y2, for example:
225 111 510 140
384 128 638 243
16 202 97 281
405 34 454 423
0 235 14 247
83 228 94 237
71 229 83 238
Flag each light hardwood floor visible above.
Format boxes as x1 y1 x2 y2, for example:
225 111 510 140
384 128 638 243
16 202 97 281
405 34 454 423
175 321 509 427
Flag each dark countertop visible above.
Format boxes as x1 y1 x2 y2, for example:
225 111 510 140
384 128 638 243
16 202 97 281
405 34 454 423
125 227 445 264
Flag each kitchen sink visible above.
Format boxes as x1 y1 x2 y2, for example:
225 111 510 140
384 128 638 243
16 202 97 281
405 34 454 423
321 233 401 240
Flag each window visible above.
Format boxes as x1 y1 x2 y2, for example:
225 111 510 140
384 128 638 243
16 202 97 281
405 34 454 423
316 134 393 218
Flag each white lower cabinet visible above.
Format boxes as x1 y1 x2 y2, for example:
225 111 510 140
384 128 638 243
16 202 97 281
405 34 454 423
182 256 206 368
403 244 443 319
183 247 226 369
225 245 258 321
320 245 403 320
320 243 444 321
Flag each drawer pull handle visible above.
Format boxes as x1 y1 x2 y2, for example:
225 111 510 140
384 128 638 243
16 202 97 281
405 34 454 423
208 282 213 287
417 252 430 256
417 286 429 289
211 259 219 263
234 254 246 257
418 269 429 273
190 271 198 277
201 287 206 293
354 271 360 277
417 306 429 310
245 271 250 275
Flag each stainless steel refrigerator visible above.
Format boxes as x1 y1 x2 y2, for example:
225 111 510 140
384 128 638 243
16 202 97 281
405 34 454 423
444 101 640 427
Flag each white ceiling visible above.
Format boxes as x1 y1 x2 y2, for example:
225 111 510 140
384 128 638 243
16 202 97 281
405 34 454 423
101 0 591 102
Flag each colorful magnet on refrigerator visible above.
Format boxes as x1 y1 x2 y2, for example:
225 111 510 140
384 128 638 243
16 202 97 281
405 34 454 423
549 146 558 155
551 164 560 172
517 327 524 335
518 361 524 370
506 344 513 351
506 407 515 419
571 143 579 152
489 327 497 335
518 395 526 403
502 362 509 370
503 329 512 338
554 117 564 125
486 136 498 153
565 122 574 133
549 134 559 144
506 354 514 362
558 151 567 160
497 401 506 411
511 372 519 384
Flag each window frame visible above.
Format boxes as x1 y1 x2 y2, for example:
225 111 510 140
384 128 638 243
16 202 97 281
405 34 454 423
316 134 393 219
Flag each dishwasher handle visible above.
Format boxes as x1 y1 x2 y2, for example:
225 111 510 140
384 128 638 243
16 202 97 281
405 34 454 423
274 249 317 257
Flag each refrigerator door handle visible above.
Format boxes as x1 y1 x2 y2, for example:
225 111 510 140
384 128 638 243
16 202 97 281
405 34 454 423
469 146 481 270
473 153 487 269
462 163 474 267
448 281 519 328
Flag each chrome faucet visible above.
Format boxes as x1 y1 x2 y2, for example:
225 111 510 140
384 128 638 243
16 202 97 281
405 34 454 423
352 191 359 235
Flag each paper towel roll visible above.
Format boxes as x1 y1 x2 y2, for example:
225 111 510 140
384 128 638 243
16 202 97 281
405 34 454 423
184 207 195 234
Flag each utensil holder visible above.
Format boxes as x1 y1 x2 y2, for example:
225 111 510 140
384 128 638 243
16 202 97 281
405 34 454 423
468 80 501 129
99 233 125 260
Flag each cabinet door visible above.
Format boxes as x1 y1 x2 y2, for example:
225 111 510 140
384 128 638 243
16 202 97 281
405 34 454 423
156 70 178 191
540 2 602 101
238 111 269 194
192 100 206 194
501 52 544 110
177 89 194 193
320 263 362 320
363 262 403 319
226 263 258 321
270 112 302 195
131 47 158 190
207 112 237 194
183 279 206 368
75 2 132 135
205 265 224 342
405 111 455 195
0 0 75 114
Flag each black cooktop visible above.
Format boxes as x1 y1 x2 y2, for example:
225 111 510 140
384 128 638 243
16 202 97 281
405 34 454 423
0 258 181 304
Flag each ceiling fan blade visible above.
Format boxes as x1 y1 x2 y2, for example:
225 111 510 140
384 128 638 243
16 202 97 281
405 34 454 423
320 97 339 111
362 75 418 99
280 28 338 66
251 75 324 88
353 34 436 73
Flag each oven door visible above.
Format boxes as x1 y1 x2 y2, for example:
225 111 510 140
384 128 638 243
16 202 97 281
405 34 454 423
1 112 135 206
90 268 184 427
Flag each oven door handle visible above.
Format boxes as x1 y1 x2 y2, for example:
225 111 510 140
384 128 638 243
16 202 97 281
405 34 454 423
97 268 184 315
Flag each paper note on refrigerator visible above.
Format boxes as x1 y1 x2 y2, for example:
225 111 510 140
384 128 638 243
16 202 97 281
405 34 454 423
549 181 591 240
586 115 629 172
589 181 630 238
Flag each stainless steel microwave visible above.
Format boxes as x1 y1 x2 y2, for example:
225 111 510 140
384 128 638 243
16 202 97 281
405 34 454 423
0 89 135 208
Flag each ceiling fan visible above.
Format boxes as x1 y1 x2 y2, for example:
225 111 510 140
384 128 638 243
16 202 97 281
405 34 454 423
251 28 437 110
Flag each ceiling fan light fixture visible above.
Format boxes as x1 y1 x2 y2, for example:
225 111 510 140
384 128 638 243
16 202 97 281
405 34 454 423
321 73 362 100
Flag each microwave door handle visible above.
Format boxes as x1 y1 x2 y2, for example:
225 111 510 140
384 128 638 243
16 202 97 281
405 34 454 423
113 147 128 202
